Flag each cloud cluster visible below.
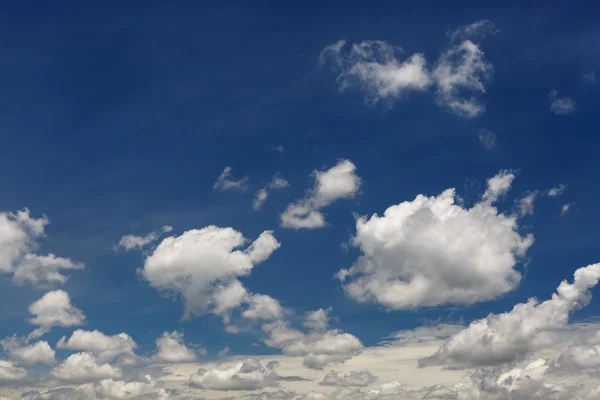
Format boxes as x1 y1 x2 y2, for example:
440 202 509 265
57 329 138 364
253 173 291 210
189 359 281 391
281 160 361 229
320 20 495 117
337 170 533 310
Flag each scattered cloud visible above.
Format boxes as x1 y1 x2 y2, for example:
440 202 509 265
337 170 533 310
116 225 173 252
273 145 285 153
253 173 290 210
517 191 539 216
549 89 577 115
560 203 572 217
28 290 86 338
478 128 496 149
548 184 567 197
0 359 27 381
189 359 283 391
419 262 600 368
214 167 249 192
320 370 376 387
50 352 122 383
320 20 494 117
141 226 280 319
281 160 360 229
56 329 138 364
583 71 596 83
1 338 55 366
153 331 198 363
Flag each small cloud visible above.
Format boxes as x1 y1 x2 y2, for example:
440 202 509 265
272 145 285 153
252 173 290 211
549 89 577 115
478 128 496 149
517 191 538 217
583 71 596 84
547 184 567 197
560 203 571 217
213 167 248 192
448 19 499 42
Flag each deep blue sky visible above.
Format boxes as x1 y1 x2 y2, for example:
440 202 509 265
0 1 598 358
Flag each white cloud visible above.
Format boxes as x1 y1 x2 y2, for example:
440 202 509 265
448 19 499 42
319 40 431 106
0 209 83 287
153 331 198 363
321 22 494 118
517 191 538 216
281 160 360 229
419 262 600 368
583 71 596 83
547 184 567 197
432 40 493 118
189 359 280 391
141 226 280 319
93 375 169 400
0 359 27 381
56 329 138 364
263 310 364 370
478 128 496 149
1 338 55 366
28 290 86 338
336 170 534 310
116 226 173 252
50 352 121 383
253 174 290 210
242 294 285 321
214 167 249 192
560 203 572 216
549 89 577 115
320 370 376 387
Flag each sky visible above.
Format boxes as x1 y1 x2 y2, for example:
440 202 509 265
0 1 599 399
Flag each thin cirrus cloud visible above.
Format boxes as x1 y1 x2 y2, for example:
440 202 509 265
213 166 249 192
280 159 361 229
320 19 495 118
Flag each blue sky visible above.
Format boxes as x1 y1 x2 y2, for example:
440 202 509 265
0 1 599 399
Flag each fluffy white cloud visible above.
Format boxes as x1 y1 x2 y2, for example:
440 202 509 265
153 331 198 363
0 359 26 381
320 370 376 387
419 262 600 368
50 352 121 383
0 209 83 287
254 174 291 211
93 375 169 399
1 338 55 366
189 359 280 391
263 310 364 370
281 160 360 229
116 226 173 251
57 330 138 364
141 226 280 319
214 167 249 192
320 22 494 118
478 128 496 149
337 170 533 310
432 40 493 118
319 40 431 105
28 290 85 338
549 89 577 115
242 294 285 321
560 204 572 216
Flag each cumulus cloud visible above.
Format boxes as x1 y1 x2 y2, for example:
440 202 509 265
1 338 55 366
253 174 290 211
0 359 27 381
281 160 360 229
0 209 83 287
419 262 600 368
336 170 533 310
50 352 121 383
93 375 169 400
242 294 285 321
320 21 494 117
153 331 198 363
116 226 173 252
262 309 363 370
56 329 138 364
549 89 577 115
189 359 281 391
141 226 280 319
28 290 86 338
214 167 249 192
320 370 376 387
478 128 496 149
560 203 572 216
